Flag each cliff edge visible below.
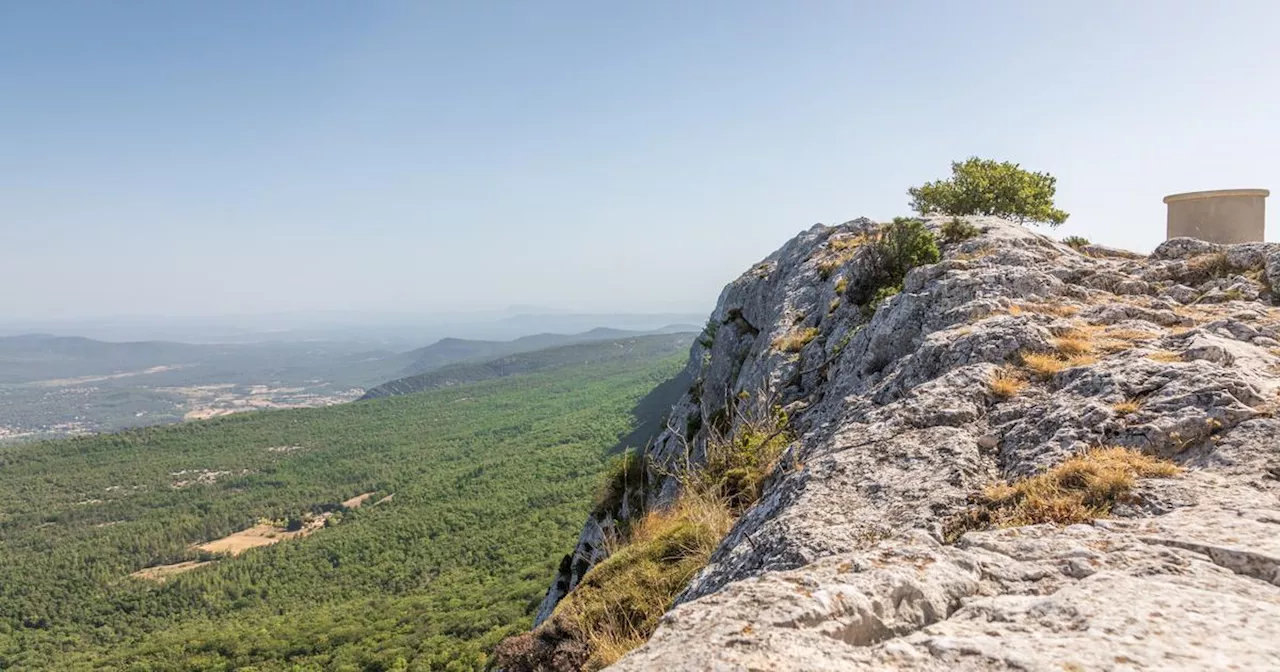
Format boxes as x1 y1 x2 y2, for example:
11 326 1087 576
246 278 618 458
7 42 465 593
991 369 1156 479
531 216 1280 670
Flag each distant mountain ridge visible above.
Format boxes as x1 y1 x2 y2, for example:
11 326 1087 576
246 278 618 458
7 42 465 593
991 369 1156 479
362 332 695 400
394 325 697 378
0 334 218 384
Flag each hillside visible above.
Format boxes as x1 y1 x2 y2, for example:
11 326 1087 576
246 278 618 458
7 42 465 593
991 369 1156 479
394 326 696 379
0 345 686 670
0 333 409 387
0 328 696 443
509 217 1280 669
363 333 694 400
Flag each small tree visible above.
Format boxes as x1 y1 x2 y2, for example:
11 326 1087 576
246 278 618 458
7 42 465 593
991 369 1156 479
848 217 940 307
909 157 1068 227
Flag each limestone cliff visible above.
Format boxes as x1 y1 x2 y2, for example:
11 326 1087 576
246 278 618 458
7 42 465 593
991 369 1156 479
538 216 1280 669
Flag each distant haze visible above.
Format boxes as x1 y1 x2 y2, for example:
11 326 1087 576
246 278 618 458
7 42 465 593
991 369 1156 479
0 309 707 346
3 1 1278 321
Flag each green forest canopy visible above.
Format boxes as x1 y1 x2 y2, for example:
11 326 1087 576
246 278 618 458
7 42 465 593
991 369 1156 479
0 350 685 671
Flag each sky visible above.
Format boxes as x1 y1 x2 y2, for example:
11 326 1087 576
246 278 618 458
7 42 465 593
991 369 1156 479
3 0 1279 322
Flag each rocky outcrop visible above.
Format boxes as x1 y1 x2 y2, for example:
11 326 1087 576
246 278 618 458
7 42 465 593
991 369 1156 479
538 216 1280 669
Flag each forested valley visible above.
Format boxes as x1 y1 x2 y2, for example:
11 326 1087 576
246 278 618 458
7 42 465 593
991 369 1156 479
0 343 686 670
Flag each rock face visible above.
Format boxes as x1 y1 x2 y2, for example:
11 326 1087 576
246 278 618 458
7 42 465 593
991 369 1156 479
537 216 1280 669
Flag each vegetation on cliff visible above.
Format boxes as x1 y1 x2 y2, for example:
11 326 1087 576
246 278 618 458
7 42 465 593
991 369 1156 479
494 396 793 670
909 157 1069 227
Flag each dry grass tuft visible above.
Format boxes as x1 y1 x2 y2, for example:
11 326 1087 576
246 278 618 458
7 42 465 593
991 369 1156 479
1186 251 1233 279
1051 333 1094 357
979 447 1179 528
772 327 819 353
989 368 1027 399
1112 399 1141 416
1021 352 1067 377
1104 327 1158 343
815 234 870 279
816 258 842 280
1017 301 1081 318
505 492 734 670
830 233 870 252
495 394 794 670
1146 350 1184 363
1093 329 1159 354
1018 350 1100 376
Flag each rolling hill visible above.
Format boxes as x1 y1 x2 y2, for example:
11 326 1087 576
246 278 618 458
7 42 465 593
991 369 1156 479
393 325 697 378
362 332 694 400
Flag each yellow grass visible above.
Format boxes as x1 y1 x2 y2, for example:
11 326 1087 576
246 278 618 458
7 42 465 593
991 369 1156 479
1017 301 1081 317
980 447 1180 527
815 234 870 278
831 233 870 252
1112 399 1141 416
1021 350 1098 378
1105 328 1155 341
772 327 819 353
1186 251 1232 279
1066 352 1100 367
989 368 1027 399
494 396 794 670
1051 335 1094 356
1021 352 1065 376
1147 350 1184 363
552 492 734 669
1101 328 1159 351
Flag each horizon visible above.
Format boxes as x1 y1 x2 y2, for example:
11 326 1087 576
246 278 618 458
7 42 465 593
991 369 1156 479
0 305 709 345
4 1 1278 322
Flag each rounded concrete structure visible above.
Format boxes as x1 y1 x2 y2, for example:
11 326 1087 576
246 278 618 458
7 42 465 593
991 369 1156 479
1164 189 1268 243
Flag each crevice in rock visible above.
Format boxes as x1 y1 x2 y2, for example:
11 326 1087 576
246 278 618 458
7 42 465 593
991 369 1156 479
1139 536 1280 586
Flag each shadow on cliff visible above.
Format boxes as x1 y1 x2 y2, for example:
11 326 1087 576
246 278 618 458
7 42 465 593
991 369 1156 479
606 366 693 456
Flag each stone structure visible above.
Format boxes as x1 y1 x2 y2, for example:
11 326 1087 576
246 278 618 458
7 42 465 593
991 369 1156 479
1165 188 1268 243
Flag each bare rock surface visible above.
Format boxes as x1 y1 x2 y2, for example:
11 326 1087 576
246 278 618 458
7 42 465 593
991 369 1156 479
535 217 1280 669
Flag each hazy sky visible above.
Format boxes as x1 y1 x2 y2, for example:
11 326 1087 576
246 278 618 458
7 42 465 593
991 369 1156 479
3 1 1278 321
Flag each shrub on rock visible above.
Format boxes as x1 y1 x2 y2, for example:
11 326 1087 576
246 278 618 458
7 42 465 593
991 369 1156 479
909 157 1069 227
849 217 940 307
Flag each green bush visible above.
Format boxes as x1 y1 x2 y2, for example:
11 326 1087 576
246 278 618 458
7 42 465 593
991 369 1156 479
849 218 940 307
940 217 981 245
1061 235 1090 249
698 414 791 511
696 318 718 349
593 448 650 519
860 285 901 317
909 157 1069 227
